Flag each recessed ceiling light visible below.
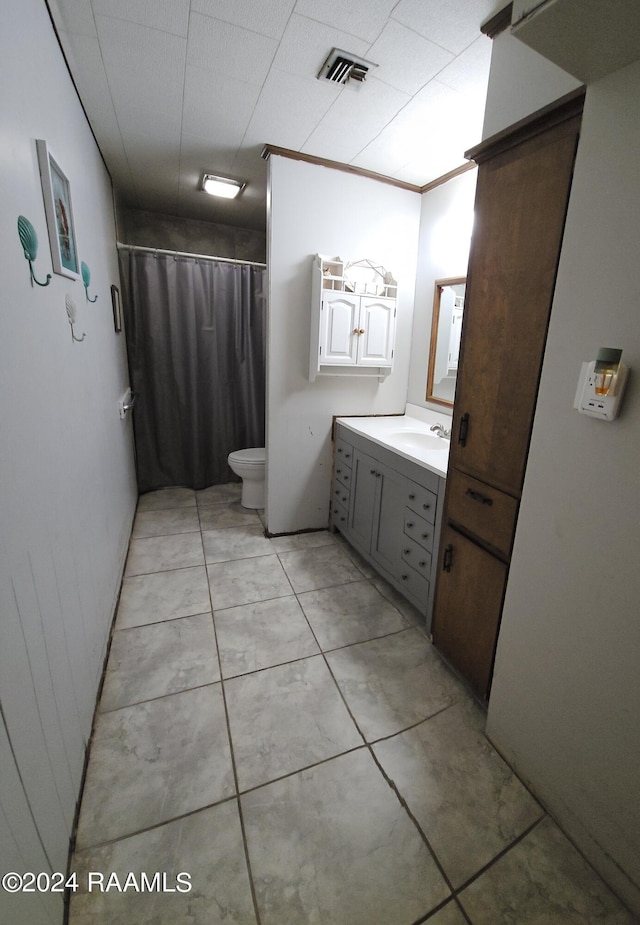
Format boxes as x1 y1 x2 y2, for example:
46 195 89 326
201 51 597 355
200 173 246 199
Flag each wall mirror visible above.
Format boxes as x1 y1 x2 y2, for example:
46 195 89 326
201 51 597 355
426 277 466 407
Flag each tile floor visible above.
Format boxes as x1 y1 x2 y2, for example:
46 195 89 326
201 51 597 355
68 484 635 924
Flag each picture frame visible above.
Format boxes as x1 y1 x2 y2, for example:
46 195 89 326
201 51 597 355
111 284 122 333
36 139 80 280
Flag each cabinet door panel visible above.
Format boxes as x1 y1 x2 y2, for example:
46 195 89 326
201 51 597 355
371 464 407 576
348 449 378 550
433 526 507 700
321 294 359 364
358 298 395 366
450 114 581 495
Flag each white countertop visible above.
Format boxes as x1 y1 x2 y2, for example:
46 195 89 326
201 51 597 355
336 404 450 477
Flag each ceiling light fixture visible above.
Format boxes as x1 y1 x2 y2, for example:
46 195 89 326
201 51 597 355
200 173 246 199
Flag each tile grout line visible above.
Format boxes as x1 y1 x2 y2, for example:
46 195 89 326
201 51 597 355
204 518 263 925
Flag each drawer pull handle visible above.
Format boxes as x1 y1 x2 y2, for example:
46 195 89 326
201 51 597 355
406 521 414 528
403 548 410 555
421 532 429 539
465 488 493 506
458 412 469 447
408 493 416 500
419 560 426 567
401 574 409 581
443 544 453 572
423 503 430 510
370 469 376 475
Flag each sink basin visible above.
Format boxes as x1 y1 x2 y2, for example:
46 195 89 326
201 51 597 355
389 431 449 452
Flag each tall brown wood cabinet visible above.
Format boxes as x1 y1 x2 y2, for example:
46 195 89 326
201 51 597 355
432 91 584 701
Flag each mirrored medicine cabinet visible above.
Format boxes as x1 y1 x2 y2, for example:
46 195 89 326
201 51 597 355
426 277 466 407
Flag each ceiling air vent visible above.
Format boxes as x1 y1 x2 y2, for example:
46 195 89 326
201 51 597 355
317 48 377 85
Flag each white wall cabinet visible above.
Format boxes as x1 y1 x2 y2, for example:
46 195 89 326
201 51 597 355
310 255 397 380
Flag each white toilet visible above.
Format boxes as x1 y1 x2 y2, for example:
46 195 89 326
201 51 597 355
227 447 266 509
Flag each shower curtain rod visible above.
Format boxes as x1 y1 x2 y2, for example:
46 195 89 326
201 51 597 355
116 242 266 268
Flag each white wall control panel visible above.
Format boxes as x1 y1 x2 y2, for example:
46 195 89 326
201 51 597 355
574 360 629 421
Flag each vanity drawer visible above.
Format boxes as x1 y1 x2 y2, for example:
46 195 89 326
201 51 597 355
332 482 350 508
406 481 437 524
397 566 430 609
335 438 354 469
331 499 349 529
403 511 435 552
334 464 352 491
447 471 518 559
401 536 432 578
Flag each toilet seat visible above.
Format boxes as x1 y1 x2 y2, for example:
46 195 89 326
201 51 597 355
228 447 265 466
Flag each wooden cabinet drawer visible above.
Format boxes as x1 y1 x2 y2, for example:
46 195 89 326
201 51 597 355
406 481 437 524
403 511 435 552
335 438 354 468
401 536 432 578
447 470 518 559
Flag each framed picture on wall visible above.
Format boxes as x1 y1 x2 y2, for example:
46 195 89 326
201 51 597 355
36 139 80 280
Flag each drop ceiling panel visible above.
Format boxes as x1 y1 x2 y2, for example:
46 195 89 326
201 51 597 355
96 15 186 111
243 69 339 151
186 13 278 84
47 0 98 37
436 35 492 98
91 0 191 36
182 66 260 143
392 0 501 55
191 0 296 40
302 78 411 164
271 14 370 78
366 20 454 95
294 0 398 45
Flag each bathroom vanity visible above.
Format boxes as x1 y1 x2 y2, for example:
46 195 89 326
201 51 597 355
330 409 448 631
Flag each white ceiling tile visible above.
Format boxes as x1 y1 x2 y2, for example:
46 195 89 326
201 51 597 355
47 0 97 36
392 0 499 55
302 77 410 164
182 65 260 142
293 0 398 44
191 0 296 40
366 20 454 95
436 35 492 100
92 0 190 36
96 15 186 111
243 69 339 151
272 13 370 79
187 13 278 84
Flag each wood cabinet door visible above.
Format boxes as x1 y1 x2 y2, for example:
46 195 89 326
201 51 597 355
434 525 508 700
357 297 395 367
449 113 581 496
320 293 359 364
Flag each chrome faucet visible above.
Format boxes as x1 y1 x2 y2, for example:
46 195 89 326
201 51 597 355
430 422 451 439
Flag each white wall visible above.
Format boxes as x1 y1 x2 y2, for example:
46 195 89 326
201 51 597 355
407 168 477 412
483 28 581 138
0 2 137 922
266 156 421 534
486 58 640 916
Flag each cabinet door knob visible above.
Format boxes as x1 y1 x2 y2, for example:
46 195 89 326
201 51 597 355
423 503 430 510
421 532 429 540
408 493 415 500
419 560 426 568
401 574 409 581
359 328 365 334
403 548 410 555
370 469 376 475
406 521 414 528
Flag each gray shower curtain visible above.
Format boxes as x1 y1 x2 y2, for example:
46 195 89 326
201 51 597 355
119 250 266 493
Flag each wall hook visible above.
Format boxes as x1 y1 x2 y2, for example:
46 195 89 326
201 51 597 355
81 261 98 301
65 294 86 342
17 216 51 287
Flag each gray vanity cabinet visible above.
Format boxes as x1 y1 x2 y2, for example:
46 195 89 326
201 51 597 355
331 422 445 630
